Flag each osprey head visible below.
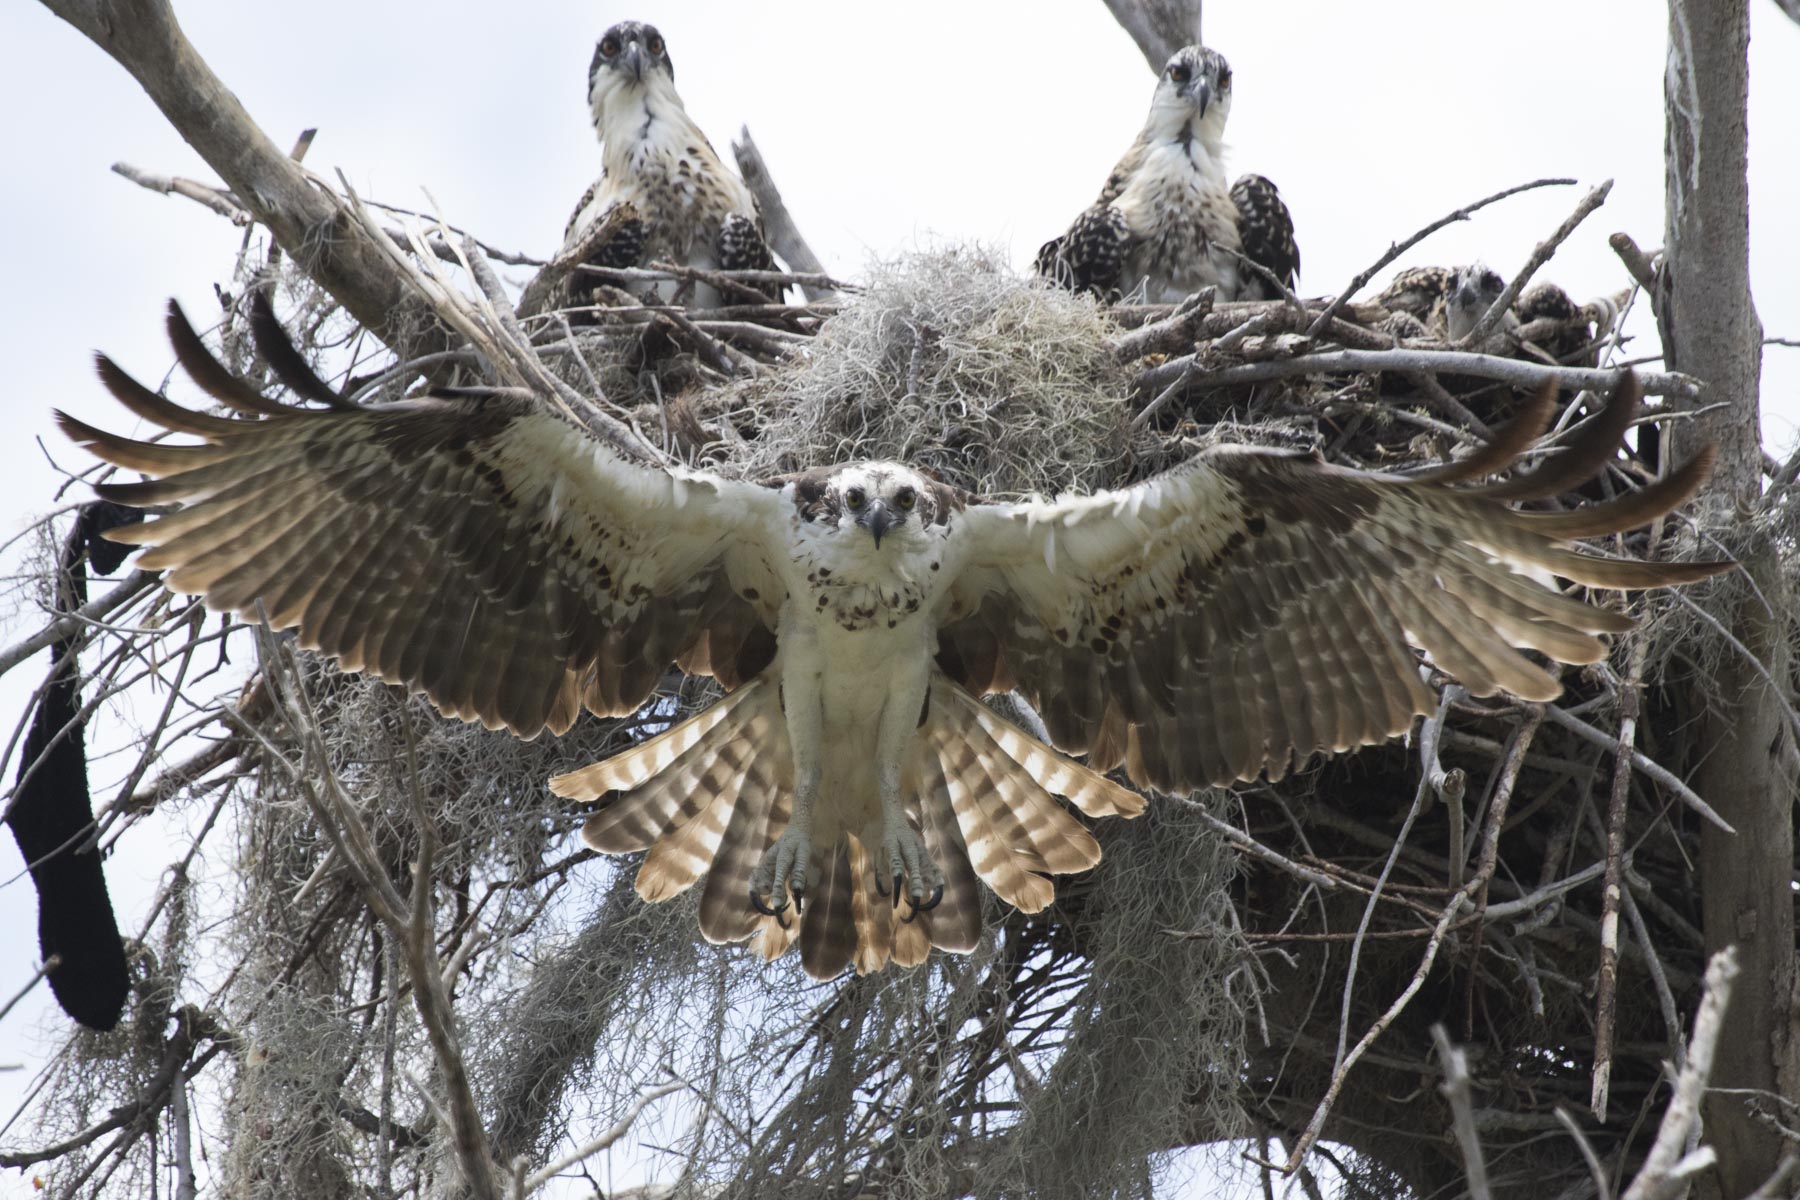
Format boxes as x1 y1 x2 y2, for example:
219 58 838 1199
792 463 947 551
588 20 676 118
1448 263 1507 340
1153 45 1233 134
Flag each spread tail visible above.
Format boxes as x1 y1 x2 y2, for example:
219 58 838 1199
550 674 1145 980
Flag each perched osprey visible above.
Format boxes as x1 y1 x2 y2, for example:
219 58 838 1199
561 20 777 310
1037 46 1300 303
60 300 1727 980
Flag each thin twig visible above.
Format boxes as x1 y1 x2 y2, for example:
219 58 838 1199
1461 180 1613 346
1136 346 1702 402
1306 177 1577 337
522 1081 685 1191
0 956 61 1023
1432 1025 1491 1200
1592 635 1646 1119
1542 704 1732 832
1619 947 1738 1200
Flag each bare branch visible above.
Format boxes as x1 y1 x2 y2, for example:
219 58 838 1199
1136 345 1703 404
1306 177 1577 338
1459 180 1613 347
1432 1026 1491 1200
731 126 834 302
1099 0 1203 71
522 1082 685 1192
38 0 450 357
1621 948 1738 1200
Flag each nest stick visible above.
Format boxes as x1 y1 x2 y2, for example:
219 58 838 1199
1305 177 1578 338
1461 180 1613 347
1138 345 1702 401
731 126 835 302
1591 635 1646 1120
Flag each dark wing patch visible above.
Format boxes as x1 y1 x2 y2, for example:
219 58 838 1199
564 196 651 314
1229 174 1300 299
57 303 785 738
1378 266 1457 323
715 212 781 303
941 374 1730 793
1036 204 1132 300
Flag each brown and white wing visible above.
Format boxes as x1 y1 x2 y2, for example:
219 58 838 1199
57 299 788 739
937 375 1729 793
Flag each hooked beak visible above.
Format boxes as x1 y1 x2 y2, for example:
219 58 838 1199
1187 78 1213 117
863 500 897 549
623 41 646 81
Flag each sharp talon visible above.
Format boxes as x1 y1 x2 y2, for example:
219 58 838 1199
892 873 903 909
902 883 945 922
749 891 786 918
792 885 805 915
776 908 791 930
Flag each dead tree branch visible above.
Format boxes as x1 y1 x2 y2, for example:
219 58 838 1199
1460 180 1613 347
731 126 834 302
37 0 451 358
1100 0 1204 70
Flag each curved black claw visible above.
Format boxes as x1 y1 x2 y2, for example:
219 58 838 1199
748 889 788 919
891 873 904 910
791 885 806 916
896 881 943 928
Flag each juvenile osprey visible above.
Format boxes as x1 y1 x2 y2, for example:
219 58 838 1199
1037 46 1299 303
1379 263 1516 342
561 20 777 310
1379 267 1621 363
61 300 1726 980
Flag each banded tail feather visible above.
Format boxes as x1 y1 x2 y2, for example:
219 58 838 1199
551 674 1133 979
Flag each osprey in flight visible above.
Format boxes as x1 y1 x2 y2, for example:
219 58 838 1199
561 20 777 310
61 300 1725 980
1038 46 1300 303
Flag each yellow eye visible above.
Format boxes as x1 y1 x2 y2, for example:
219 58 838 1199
896 488 916 511
845 488 865 511
600 36 620 57
647 35 664 56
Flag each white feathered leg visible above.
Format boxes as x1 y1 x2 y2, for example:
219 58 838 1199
876 654 943 911
750 655 822 915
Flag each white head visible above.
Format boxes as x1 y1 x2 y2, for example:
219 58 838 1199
1143 45 1234 149
1447 263 1508 340
789 462 961 552
587 20 681 130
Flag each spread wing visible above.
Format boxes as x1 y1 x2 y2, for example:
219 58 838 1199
1229 174 1300 299
57 297 789 739
936 375 1729 792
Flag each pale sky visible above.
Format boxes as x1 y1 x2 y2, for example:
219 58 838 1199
2 0 1797 1187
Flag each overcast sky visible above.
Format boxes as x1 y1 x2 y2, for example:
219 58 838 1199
2 0 1797 1185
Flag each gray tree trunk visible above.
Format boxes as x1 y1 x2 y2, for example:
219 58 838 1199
1100 0 1203 70
1662 0 1797 1193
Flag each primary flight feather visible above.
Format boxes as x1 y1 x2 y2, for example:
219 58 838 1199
58 298 1727 979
